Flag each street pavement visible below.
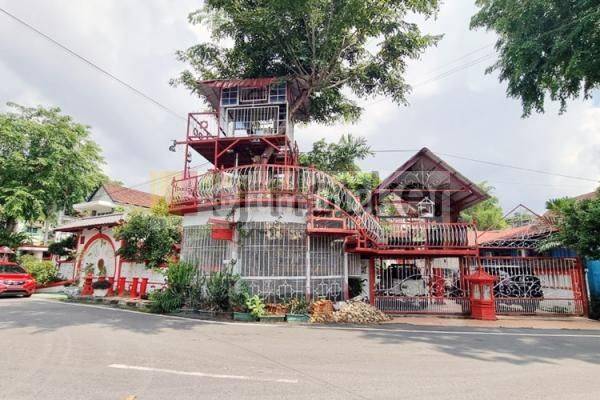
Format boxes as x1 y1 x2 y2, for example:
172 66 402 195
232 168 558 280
1 297 600 400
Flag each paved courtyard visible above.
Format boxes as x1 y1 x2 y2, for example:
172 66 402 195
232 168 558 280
2 297 600 400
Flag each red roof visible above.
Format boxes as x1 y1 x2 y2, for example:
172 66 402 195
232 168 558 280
101 183 161 208
574 190 598 201
198 77 277 89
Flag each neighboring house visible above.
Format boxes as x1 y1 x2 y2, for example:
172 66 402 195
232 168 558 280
14 212 75 260
54 183 166 291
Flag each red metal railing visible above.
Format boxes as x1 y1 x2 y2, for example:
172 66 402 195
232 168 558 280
380 220 477 249
170 165 479 250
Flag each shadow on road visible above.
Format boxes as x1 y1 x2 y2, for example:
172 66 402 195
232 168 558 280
323 323 600 366
0 298 201 335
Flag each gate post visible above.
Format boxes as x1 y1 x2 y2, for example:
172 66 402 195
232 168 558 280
578 257 590 317
368 257 376 306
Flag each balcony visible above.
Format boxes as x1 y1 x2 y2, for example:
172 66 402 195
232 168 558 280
170 166 479 254
378 220 477 251
186 108 290 141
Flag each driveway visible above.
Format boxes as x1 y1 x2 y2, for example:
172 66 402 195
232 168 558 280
1 297 600 400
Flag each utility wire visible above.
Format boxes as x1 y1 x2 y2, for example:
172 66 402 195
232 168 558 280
0 6 186 121
371 149 600 183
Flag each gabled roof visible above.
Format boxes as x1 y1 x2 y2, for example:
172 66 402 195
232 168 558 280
90 183 160 209
375 147 489 211
574 190 599 201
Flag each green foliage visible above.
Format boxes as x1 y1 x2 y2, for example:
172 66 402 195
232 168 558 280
150 197 171 217
173 0 440 123
149 261 198 313
337 171 380 204
19 255 59 285
300 134 373 173
245 295 266 318
205 267 248 312
471 1 600 116
0 227 28 249
0 103 106 226
288 297 309 315
460 182 507 230
48 235 77 258
114 212 181 269
348 277 365 298
543 191 600 259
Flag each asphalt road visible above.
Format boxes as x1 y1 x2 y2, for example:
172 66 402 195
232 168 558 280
2 297 600 400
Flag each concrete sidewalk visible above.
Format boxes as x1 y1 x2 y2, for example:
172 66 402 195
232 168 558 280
387 314 600 330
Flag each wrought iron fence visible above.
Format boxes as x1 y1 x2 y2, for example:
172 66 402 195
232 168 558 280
477 256 585 315
381 220 476 248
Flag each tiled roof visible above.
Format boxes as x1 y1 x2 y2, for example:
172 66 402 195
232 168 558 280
574 190 598 201
478 222 557 245
53 214 124 232
102 183 161 208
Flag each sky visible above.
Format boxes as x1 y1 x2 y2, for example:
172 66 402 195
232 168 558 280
1 0 598 214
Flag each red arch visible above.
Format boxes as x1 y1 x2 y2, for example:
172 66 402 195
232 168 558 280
76 232 117 280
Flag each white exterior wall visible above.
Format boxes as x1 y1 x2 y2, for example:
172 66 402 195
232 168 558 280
72 226 165 289
183 206 307 226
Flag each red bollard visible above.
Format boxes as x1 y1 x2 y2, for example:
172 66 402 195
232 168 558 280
139 278 149 299
81 274 94 296
117 277 126 297
107 277 115 297
130 277 139 299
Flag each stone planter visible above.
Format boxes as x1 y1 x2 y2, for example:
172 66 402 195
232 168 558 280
233 312 255 322
259 315 285 323
94 289 108 297
286 314 310 323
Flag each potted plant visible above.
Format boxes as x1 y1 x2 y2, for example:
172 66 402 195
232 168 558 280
245 295 266 322
286 297 310 323
92 279 112 297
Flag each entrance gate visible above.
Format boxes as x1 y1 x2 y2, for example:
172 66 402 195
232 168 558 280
479 257 586 316
374 256 586 316
375 257 473 315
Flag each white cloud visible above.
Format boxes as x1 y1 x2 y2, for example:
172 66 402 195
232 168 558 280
0 0 597 213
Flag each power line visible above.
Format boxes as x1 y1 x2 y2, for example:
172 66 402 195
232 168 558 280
364 7 600 107
371 149 599 183
0 6 186 121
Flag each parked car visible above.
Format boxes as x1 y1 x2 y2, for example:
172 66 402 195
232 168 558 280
0 261 36 297
493 272 544 313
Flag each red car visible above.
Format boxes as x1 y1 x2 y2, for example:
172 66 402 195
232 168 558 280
0 261 36 297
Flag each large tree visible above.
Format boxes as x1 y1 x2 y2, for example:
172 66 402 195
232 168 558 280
172 0 441 123
0 103 106 232
540 191 600 260
471 0 600 116
460 182 507 230
300 134 379 203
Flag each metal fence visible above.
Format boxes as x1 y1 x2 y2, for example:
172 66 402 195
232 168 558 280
182 222 347 302
375 257 474 314
478 257 585 316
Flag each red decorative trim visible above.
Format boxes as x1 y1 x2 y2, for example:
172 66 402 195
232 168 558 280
75 233 117 280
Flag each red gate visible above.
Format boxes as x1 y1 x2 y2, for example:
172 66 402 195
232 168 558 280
374 257 474 314
374 256 587 316
479 257 586 316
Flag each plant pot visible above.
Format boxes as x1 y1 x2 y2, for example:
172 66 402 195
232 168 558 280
94 289 108 297
233 312 256 322
259 315 285 323
286 314 310 323
211 228 233 240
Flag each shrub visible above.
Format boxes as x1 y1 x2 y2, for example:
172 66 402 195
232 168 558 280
205 267 242 311
288 297 309 315
114 212 181 269
48 235 77 258
348 277 365 298
92 280 111 290
149 261 197 314
246 295 266 318
19 255 60 285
